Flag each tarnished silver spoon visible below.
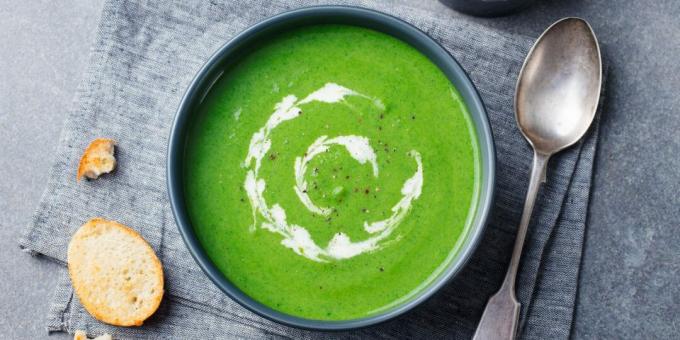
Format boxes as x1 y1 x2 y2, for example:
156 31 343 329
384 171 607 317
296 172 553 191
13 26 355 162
473 17 602 340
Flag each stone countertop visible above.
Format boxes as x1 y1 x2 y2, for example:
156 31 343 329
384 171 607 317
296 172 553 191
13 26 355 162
1 1 678 339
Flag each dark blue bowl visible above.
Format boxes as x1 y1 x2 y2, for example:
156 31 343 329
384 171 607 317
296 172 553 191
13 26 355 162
167 5 495 331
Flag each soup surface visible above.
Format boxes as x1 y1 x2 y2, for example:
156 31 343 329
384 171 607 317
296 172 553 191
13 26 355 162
184 24 480 320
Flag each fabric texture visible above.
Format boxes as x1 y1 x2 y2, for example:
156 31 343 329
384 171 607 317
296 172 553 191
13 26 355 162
19 0 604 339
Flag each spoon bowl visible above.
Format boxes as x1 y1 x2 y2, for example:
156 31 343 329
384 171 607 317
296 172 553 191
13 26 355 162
516 17 602 154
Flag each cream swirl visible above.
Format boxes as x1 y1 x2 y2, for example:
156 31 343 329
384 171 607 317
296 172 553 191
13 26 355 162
243 83 423 262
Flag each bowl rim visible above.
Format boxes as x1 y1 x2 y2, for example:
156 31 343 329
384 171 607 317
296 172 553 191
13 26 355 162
167 5 495 331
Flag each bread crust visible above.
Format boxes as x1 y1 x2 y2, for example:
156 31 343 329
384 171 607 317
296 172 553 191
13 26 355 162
77 138 117 181
67 218 164 326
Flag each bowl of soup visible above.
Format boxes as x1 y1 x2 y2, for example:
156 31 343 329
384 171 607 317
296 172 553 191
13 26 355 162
167 6 495 330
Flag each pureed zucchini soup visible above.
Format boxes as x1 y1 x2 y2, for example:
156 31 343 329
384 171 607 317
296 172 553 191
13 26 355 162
184 24 480 320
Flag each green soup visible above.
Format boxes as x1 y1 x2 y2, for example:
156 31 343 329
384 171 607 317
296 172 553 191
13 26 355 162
184 24 480 320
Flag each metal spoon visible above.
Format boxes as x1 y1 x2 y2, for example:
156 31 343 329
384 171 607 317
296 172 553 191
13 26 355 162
473 17 602 340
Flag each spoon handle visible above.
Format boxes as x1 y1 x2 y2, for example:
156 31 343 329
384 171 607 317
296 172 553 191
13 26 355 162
473 151 550 340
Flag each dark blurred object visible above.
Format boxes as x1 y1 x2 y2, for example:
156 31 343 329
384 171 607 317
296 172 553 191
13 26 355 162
440 0 535 17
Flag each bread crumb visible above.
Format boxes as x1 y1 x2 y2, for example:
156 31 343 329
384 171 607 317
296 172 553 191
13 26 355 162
74 330 87 340
74 330 112 340
77 138 117 181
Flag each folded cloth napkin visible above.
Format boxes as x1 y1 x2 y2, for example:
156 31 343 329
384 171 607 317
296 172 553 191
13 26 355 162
20 0 604 339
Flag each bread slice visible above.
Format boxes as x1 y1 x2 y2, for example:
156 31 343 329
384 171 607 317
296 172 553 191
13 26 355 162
77 138 117 181
68 218 164 326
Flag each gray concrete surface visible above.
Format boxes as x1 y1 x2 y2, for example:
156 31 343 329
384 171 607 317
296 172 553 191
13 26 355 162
1 1 105 339
1 1 678 339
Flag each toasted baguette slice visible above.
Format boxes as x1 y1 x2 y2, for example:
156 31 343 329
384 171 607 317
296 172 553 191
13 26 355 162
77 138 117 181
68 218 164 326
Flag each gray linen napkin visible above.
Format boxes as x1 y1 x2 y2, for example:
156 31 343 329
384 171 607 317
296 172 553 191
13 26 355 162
19 0 603 339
